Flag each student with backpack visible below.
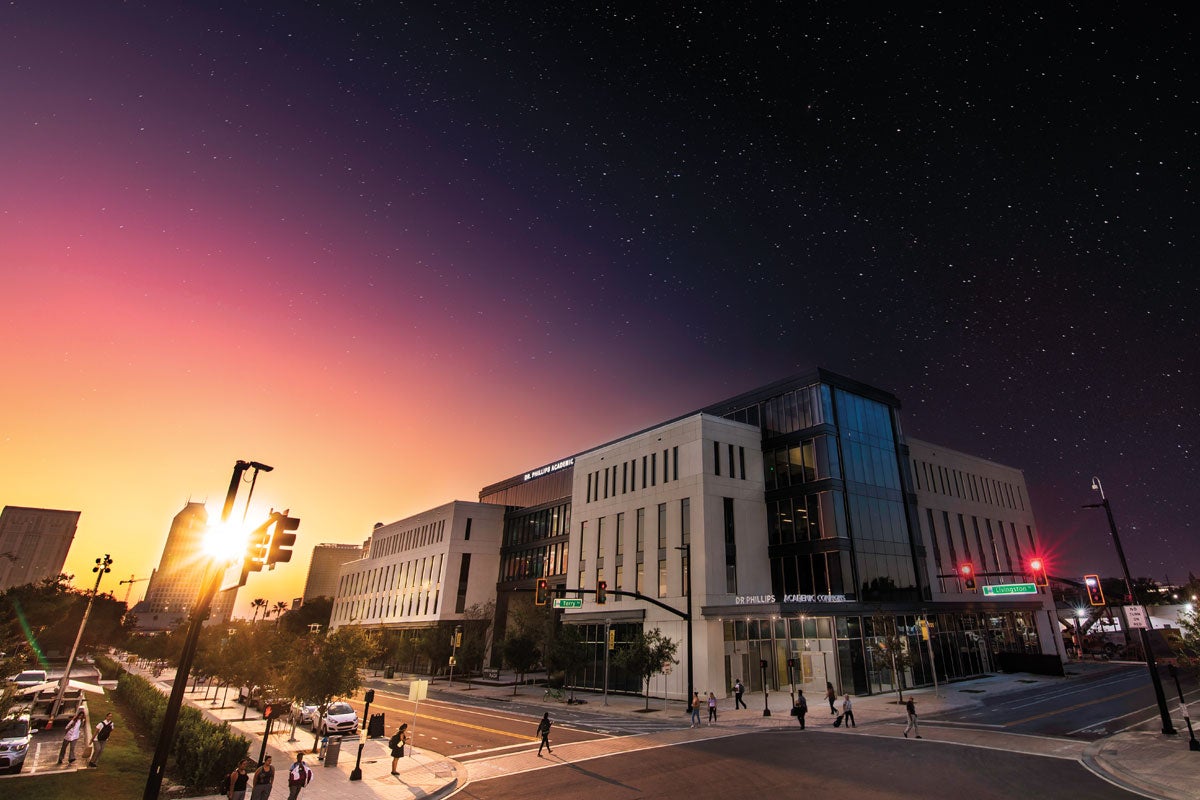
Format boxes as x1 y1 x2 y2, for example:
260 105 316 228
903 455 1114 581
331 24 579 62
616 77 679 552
792 690 808 729
287 751 312 799
536 713 553 757
389 723 409 774
88 712 115 767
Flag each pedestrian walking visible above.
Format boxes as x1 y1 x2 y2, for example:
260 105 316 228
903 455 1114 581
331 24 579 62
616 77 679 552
287 751 312 800
690 691 702 727
88 712 115 767
792 689 808 729
841 694 856 727
707 691 718 724
903 697 921 738
826 682 837 714
733 678 747 709
536 712 553 756
57 710 87 765
250 755 275 800
227 758 251 800
389 723 409 774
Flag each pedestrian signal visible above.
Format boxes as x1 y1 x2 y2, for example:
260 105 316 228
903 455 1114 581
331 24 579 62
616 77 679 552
960 562 977 591
1084 574 1105 606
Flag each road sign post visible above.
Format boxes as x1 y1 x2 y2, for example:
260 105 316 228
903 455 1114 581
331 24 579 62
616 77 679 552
552 598 583 609
981 583 1039 596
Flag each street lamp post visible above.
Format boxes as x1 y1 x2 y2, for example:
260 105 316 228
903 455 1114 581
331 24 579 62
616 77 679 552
675 544 692 713
144 460 272 800
760 658 771 717
48 554 113 723
603 618 612 706
1167 665 1200 751
1084 477 1176 735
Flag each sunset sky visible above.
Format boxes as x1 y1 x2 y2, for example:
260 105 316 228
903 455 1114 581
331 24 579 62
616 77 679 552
2 3 1194 616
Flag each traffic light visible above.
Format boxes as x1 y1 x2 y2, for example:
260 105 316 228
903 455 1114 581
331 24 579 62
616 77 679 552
267 512 300 566
363 689 375 705
596 580 607 604
1030 558 1049 587
1084 574 1106 606
237 517 273 586
759 659 768 670
264 702 289 720
535 578 549 605
960 562 977 591
786 658 796 669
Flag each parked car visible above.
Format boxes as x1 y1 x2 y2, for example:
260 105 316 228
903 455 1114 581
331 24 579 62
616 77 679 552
0 714 33 774
291 700 320 727
8 670 48 690
317 702 359 736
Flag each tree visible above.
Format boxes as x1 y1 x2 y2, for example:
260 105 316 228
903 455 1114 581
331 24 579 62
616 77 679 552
271 600 289 622
250 598 268 623
500 632 540 695
1170 606 1200 667
277 597 333 635
458 601 496 688
545 624 589 702
278 625 373 745
869 613 914 701
614 627 678 710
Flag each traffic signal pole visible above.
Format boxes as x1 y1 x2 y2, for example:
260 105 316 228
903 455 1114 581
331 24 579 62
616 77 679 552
143 460 270 800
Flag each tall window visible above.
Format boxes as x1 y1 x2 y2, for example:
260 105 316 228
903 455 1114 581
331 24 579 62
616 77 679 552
616 512 625 556
578 570 585 599
680 498 691 547
455 553 471 613
723 497 737 593
615 565 623 603
714 441 721 476
597 517 605 559
658 559 667 598
636 562 644 594
636 508 645 553
657 503 667 549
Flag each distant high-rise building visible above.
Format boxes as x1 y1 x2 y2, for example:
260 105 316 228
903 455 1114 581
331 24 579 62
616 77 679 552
0 506 80 590
140 502 235 625
303 543 366 602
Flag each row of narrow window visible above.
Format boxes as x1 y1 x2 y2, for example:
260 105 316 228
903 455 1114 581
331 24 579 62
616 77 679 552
370 518 447 558
924 507 1038 591
334 552 445 622
913 460 1025 512
585 446 680 502
714 440 748 480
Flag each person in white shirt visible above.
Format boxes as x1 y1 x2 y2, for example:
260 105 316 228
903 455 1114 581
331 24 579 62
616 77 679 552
287 750 312 799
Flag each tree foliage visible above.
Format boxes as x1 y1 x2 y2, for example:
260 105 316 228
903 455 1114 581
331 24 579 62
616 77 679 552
500 632 540 694
277 625 373 734
614 627 678 710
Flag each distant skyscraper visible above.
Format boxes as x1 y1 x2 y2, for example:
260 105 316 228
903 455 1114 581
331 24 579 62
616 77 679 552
303 543 366 602
0 506 80 590
141 502 236 624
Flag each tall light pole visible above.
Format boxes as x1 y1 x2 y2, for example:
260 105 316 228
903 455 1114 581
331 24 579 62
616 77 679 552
675 544 692 712
144 460 273 800
48 554 112 723
1084 477 1176 735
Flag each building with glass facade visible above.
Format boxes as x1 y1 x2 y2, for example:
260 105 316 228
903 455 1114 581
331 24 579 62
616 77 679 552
325 367 1059 700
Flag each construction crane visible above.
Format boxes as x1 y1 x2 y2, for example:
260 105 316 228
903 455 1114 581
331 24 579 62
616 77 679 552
118 574 150 606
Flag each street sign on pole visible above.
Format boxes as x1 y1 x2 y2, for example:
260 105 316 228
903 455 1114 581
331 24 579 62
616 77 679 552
981 583 1038 596
553 598 583 609
1125 605 1149 629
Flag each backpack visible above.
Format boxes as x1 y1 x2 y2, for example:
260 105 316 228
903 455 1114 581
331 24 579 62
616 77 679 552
288 763 308 787
97 721 114 741
799 696 808 713
389 731 401 749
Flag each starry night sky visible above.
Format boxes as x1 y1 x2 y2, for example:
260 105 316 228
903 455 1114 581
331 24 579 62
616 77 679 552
1 3 1194 610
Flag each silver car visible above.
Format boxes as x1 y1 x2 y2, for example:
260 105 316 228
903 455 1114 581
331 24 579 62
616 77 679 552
317 702 359 736
0 714 33 774
291 700 320 727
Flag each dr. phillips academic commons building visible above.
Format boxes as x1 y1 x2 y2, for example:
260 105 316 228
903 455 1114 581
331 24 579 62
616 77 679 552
334 368 1064 701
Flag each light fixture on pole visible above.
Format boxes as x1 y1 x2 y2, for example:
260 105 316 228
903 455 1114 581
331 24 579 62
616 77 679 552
48 553 112 723
1083 476 1176 735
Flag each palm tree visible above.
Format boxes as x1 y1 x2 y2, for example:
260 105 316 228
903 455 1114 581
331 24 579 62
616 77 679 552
250 597 267 623
272 600 289 623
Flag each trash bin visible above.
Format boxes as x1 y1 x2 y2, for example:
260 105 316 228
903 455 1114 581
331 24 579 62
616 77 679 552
384 665 395 679
368 712 386 738
323 735 342 767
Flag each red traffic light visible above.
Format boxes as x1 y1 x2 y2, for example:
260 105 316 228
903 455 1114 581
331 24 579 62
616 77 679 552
534 578 549 605
1084 574 1106 606
959 562 977 591
596 580 607 604
1030 558 1049 587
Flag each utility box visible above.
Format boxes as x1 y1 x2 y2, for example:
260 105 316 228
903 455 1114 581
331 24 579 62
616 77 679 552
323 736 341 767
368 712 385 738
384 665 395 679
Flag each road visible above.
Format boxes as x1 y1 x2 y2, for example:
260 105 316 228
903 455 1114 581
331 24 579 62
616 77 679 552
926 663 1200 739
452 729 1142 800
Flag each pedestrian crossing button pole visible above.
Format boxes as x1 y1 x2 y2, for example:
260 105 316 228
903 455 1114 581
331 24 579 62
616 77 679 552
760 659 771 717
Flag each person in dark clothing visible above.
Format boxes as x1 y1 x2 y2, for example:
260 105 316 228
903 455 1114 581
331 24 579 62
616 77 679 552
250 756 274 800
826 682 837 714
903 697 921 738
389 723 409 774
536 713 553 756
227 758 250 800
733 679 747 709
841 694 856 728
793 689 808 729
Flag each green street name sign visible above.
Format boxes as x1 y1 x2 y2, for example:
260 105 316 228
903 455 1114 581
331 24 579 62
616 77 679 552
553 598 584 609
982 583 1038 596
